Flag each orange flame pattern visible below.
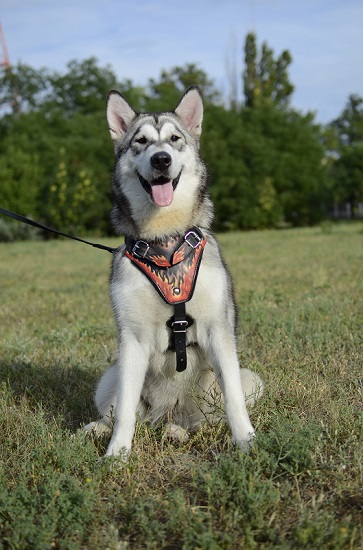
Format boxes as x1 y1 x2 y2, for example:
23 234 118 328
125 232 206 304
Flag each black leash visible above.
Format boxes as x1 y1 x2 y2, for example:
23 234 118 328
0 206 204 373
0 207 116 253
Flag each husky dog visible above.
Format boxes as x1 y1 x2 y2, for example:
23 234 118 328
85 86 263 457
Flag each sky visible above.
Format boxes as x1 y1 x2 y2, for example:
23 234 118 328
1 0 363 124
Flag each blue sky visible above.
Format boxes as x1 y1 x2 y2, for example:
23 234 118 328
1 0 362 123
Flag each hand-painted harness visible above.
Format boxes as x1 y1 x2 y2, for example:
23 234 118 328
124 227 206 372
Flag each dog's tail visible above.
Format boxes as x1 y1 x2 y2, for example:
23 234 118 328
240 368 264 407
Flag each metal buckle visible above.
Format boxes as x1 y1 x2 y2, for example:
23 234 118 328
132 240 150 258
171 320 189 333
184 230 202 249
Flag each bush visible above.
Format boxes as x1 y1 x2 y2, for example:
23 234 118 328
0 217 41 242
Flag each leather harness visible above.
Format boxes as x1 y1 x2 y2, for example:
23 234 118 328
124 226 206 372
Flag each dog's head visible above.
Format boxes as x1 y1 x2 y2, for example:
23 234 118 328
106 87 204 208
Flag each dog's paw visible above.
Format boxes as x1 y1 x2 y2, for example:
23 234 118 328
104 444 130 462
84 420 111 437
235 432 255 453
165 423 189 443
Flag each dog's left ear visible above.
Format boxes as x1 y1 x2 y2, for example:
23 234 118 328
107 90 137 141
174 86 203 138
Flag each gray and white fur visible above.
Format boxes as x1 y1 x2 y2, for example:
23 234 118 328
85 87 263 457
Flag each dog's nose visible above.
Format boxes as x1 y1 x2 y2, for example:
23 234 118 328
150 152 172 171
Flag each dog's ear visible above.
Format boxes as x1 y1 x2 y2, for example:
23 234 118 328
174 86 203 138
107 91 137 141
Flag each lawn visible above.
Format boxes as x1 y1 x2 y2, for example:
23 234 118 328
0 223 362 549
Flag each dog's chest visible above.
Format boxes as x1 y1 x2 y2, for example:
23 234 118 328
111 245 225 349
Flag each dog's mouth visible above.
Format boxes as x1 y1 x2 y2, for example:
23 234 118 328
137 171 182 207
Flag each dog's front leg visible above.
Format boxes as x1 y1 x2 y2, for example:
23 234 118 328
105 333 149 458
206 327 255 451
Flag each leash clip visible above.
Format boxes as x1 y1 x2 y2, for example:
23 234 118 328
184 230 202 249
132 240 150 258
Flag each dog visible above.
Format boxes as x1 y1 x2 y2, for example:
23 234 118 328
85 86 263 458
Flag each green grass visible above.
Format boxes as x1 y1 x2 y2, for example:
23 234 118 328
0 222 362 549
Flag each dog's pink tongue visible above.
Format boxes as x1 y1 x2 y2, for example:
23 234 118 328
151 181 174 207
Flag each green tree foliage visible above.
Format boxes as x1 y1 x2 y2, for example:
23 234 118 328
47 58 118 116
46 148 97 232
243 33 294 109
332 144 363 211
328 94 363 215
145 63 221 112
333 94 363 146
0 37 358 237
0 63 48 113
0 144 42 215
0 60 115 233
204 103 325 229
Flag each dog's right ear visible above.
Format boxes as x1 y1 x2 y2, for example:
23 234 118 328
106 91 137 141
174 86 203 138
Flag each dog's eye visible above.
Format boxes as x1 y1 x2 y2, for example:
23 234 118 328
171 135 180 142
135 136 147 145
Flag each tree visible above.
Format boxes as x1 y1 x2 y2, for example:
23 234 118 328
0 63 48 114
47 58 118 116
0 58 120 118
332 144 363 215
243 33 294 109
332 94 363 146
329 95 363 216
145 64 220 112
0 54 330 235
0 143 42 215
0 59 119 233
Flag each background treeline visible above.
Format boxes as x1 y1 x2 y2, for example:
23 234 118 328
0 33 362 238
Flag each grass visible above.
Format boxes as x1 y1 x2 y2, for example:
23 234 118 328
0 222 362 549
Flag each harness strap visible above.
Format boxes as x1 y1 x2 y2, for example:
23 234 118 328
172 302 188 372
124 227 207 372
0 207 116 254
125 228 203 268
